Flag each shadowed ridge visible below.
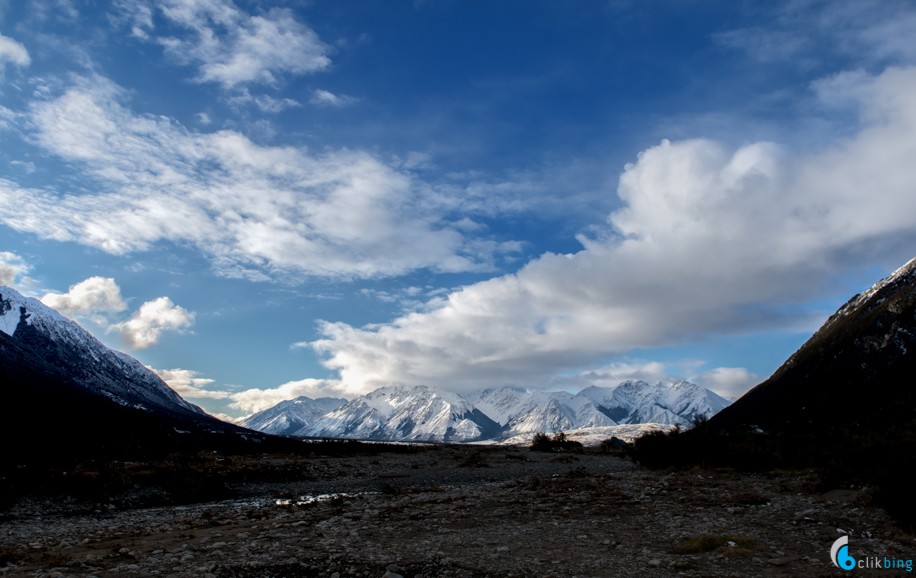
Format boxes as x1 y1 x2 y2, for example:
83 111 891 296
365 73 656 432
710 256 916 433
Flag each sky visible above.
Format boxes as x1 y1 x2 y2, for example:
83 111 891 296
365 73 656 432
2 0 916 421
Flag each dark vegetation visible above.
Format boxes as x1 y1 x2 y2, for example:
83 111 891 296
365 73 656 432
529 431 583 453
630 262 916 531
630 416 916 531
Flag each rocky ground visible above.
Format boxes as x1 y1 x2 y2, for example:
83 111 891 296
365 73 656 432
1 445 913 577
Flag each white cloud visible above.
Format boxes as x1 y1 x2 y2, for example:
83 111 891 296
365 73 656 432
124 1 330 89
229 378 348 414
206 411 240 424
715 1 916 67
311 66 916 394
228 88 301 113
150 365 349 415
573 360 759 400
694 367 761 401
579 361 670 387
311 89 356 108
0 76 493 280
150 366 231 400
40 276 127 318
0 33 30 69
0 251 28 286
114 296 194 349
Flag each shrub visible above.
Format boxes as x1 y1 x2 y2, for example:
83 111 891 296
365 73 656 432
530 432 583 453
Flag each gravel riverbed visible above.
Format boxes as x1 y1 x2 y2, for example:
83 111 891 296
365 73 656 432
2 446 912 577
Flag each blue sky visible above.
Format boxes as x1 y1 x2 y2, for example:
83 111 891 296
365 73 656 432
2 0 916 420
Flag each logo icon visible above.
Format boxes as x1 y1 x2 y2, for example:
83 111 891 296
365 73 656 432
831 535 856 571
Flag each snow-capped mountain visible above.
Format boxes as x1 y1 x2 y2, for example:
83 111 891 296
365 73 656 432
578 380 731 425
246 380 730 443
468 388 617 435
0 286 202 417
304 385 501 442
239 396 346 436
470 380 728 438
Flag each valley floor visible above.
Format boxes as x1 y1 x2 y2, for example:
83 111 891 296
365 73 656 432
1 446 913 577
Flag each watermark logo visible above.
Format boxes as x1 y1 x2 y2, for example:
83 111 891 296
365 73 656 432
831 536 856 571
830 535 913 573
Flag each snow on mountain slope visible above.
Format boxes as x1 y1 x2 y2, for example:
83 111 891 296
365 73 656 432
469 388 616 436
0 286 202 417
267 380 729 442
305 385 501 442
467 387 532 426
579 380 729 426
239 396 346 436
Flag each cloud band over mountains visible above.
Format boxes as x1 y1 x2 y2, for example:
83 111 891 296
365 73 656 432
312 67 916 392
2 1 916 410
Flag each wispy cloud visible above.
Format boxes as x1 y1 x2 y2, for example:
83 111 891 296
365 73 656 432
312 66 916 393
310 89 357 108
0 75 496 280
229 88 301 113
0 33 30 70
121 0 330 89
113 296 195 349
715 1 916 67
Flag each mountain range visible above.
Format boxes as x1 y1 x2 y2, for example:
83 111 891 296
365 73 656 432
4 254 913 461
240 380 730 443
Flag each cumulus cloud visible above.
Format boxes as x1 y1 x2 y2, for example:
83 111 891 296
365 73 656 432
311 66 916 393
40 276 127 318
0 34 30 70
150 365 349 415
229 378 348 414
0 76 490 280
206 412 240 424
0 251 28 286
114 296 194 349
151 367 231 400
122 0 329 89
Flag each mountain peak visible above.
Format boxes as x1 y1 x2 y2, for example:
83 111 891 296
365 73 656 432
1 286 65 338
246 381 730 442
822 257 916 331
1 285 202 417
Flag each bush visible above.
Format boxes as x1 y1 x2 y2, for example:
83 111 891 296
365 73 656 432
530 432 583 453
